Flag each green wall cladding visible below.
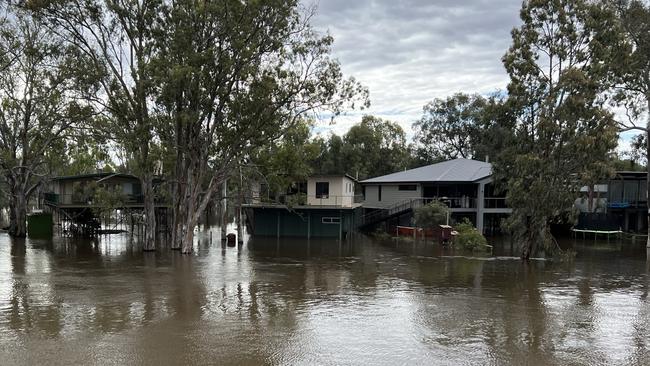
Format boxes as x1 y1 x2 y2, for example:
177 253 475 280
251 207 359 238
27 213 53 238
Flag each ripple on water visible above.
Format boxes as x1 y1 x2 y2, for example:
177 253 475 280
0 233 648 365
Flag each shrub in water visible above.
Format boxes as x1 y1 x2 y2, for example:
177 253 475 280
454 218 488 251
414 200 449 230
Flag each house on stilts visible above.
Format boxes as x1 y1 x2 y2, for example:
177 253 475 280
358 158 512 235
42 172 168 236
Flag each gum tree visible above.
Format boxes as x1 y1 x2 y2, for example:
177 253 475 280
0 4 94 237
37 0 166 250
496 0 619 259
151 1 368 253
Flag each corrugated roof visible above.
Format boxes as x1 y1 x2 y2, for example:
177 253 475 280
361 158 492 184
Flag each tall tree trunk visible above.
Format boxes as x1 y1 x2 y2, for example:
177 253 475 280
9 190 27 238
587 185 594 213
142 175 156 251
171 176 187 250
181 172 222 254
521 215 536 260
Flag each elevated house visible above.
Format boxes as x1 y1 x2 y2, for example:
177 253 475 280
43 172 167 236
45 172 144 206
244 174 362 239
359 158 511 234
575 171 647 233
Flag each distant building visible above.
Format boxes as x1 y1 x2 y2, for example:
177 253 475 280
575 171 647 233
359 158 511 234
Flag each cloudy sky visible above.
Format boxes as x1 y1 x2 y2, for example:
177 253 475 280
306 0 524 139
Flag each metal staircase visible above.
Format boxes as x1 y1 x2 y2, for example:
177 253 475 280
359 198 429 229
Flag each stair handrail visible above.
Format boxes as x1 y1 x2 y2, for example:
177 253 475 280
361 197 427 225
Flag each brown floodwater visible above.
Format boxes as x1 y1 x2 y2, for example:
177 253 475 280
0 228 649 365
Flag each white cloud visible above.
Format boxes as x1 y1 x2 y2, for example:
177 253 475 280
306 0 522 138
305 0 642 155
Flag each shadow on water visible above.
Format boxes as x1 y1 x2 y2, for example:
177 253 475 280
0 228 648 365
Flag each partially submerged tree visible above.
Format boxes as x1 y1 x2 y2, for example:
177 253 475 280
35 0 165 250
151 1 367 253
496 0 619 259
0 4 94 236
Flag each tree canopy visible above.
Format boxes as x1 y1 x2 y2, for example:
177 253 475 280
495 0 619 259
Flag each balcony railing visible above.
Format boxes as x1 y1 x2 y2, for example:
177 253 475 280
256 194 363 208
423 196 476 209
484 197 508 209
43 193 147 206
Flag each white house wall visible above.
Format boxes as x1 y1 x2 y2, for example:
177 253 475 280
307 176 356 207
363 184 421 208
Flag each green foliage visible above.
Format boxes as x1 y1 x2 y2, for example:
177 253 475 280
612 153 646 171
496 0 619 259
454 219 475 235
252 120 319 199
370 227 393 242
454 219 489 251
627 134 647 167
456 229 489 251
92 185 126 218
413 201 449 229
413 93 486 162
608 0 650 125
285 193 307 207
411 93 514 167
312 115 410 179
0 3 96 236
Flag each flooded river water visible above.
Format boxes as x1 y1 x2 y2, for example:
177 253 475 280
0 230 648 365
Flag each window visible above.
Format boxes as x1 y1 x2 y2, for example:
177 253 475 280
322 217 341 224
378 185 382 201
315 182 329 198
398 184 417 191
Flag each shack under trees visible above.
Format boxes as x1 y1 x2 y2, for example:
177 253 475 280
29 0 367 253
0 3 96 237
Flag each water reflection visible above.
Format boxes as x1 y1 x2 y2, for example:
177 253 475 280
0 231 648 365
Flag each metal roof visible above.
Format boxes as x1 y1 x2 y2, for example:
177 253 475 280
361 158 492 184
51 172 138 181
309 174 359 182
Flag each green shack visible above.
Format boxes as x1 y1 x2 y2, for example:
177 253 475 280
245 174 362 239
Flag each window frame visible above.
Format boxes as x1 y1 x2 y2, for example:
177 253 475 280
315 181 330 199
398 184 417 191
322 217 341 224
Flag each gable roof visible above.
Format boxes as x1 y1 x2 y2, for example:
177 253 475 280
361 158 492 184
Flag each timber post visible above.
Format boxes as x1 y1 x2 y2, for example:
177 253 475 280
221 179 227 242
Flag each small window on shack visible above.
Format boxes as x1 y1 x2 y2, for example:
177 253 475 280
398 184 417 191
322 217 341 224
315 182 329 198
